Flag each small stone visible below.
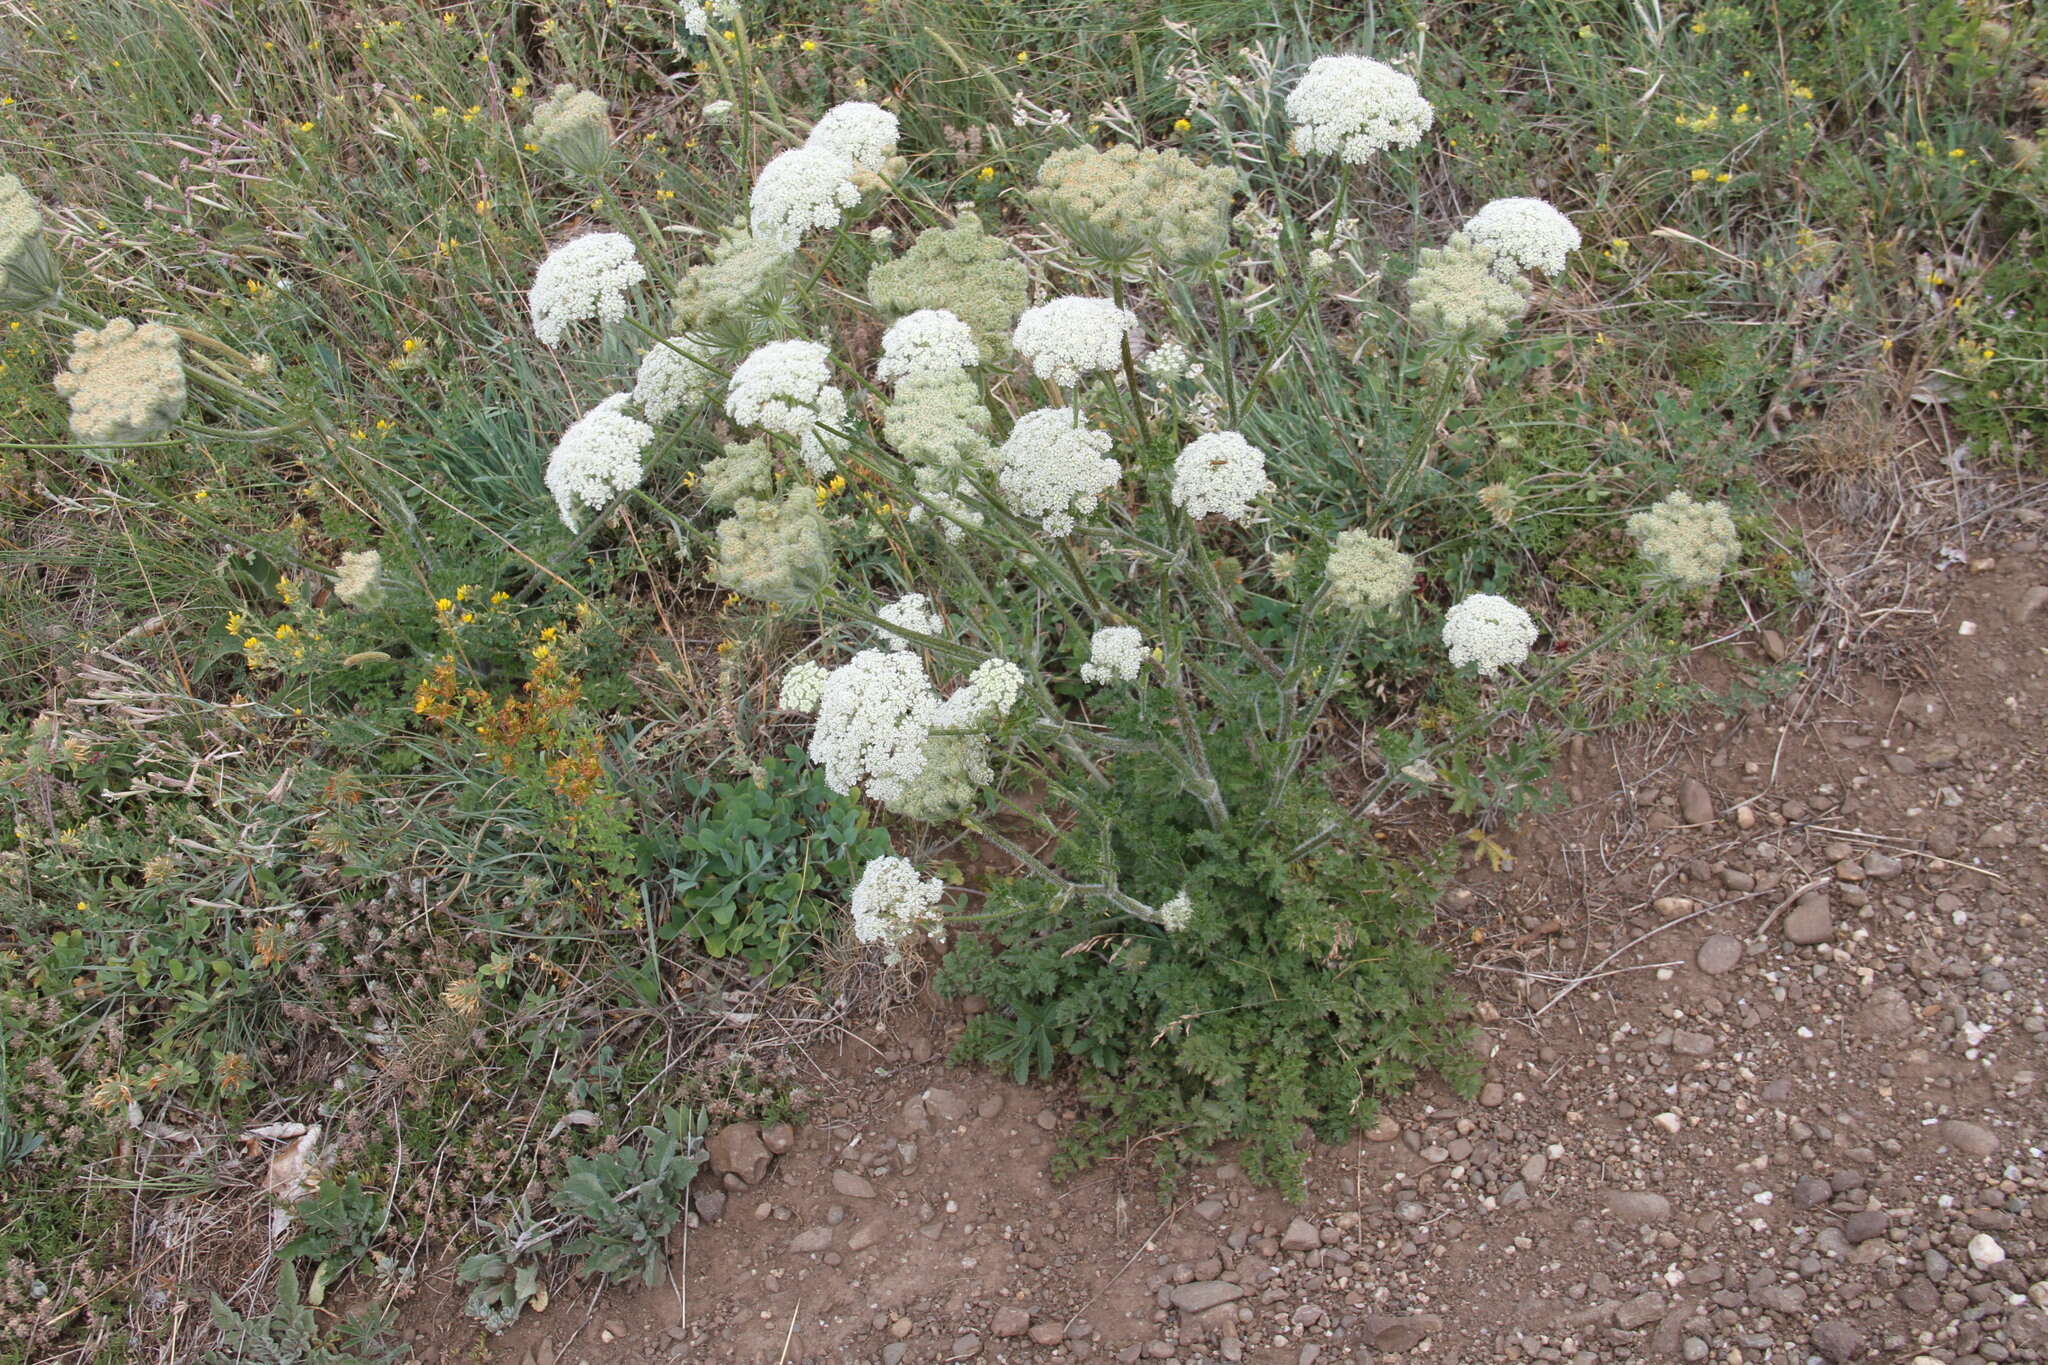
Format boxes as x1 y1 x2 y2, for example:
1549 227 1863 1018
1862 851 1904 879
1651 1111 1682 1135
1783 897 1833 945
1364 1315 1441 1352
706 1123 772 1186
1281 1217 1320 1252
922 1088 971 1124
1812 1319 1866 1361
1979 821 2020 849
760 1122 796 1155
1029 1322 1066 1346
1365 1113 1400 1142
1760 629 1789 661
1170 1281 1247 1314
1696 934 1743 975
1679 778 1715 826
832 1170 877 1199
1843 1210 1887 1244
1968 1233 2005 1270
2018 585 2048 623
1604 1191 1673 1223
1035 1109 1058 1131
1615 1291 1666 1330
1478 1081 1506 1107
990 1307 1030 1339
790 1226 832 1253
1938 1119 1998 1157
951 1332 981 1359
1792 1176 1831 1209
847 1224 880 1252
1671 1030 1714 1057
694 1190 726 1222
978 1095 1005 1120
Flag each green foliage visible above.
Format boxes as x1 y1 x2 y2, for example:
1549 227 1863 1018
277 1174 385 1307
203 1263 405 1365
652 747 891 980
456 1206 554 1334
550 1108 705 1287
941 731 1478 1197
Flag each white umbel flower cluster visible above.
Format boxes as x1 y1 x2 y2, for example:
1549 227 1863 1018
1285 55 1435 165
632 336 717 422
750 144 861 252
52 319 186 444
810 649 941 806
726 339 849 475
1156 891 1194 932
1327 531 1415 613
807 101 900 173
877 592 945 650
995 407 1122 536
1080 626 1144 685
529 233 646 348
876 309 980 385
949 658 1025 727
1627 490 1740 590
1011 296 1137 388
1461 198 1582 278
332 550 384 608
682 0 740 38
1140 341 1192 383
543 393 655 530
778 661 829 714
849 855 948 960
1170 431 1274 525
1442 593 1539 676
0 174 59 308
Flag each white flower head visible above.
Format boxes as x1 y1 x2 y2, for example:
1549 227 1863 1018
1140 341 1191 383
947 658 1026 726
702 98 736 126
544 393 655 529
51 319 186 444
332 550 384 608
750 145 861 252
529 233 646 348
809 649 942 805
807 101 900 172
1442 593 1539 676
1285 55 1434 165
849 855 948 960
876 309 980 385
995 407 1121 536
1080 626 1144 685
1011 296 1137 388
778 661 829 714
1327 531 1415 613
1627 490 1740 590
726 339 850 475
1461 197 1582 278
877 592 945 650
1156 890 1194 932
0 173 60 309
1171 431 1273 525
633 335 718 422
682 0 741 38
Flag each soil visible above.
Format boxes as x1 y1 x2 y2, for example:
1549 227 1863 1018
399 501 2048 1365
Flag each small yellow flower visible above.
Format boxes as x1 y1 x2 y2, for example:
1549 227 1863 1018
1981 347 1996 359
539 625 558 641
1948 147 1965 158
1690 168 1710 181
1689 21 1705 33
298 120 314 132
715 639 734 654
1714 172 1731 183
490 591 510 604
1014 51 1028 63
436 597 453 612
193 488 209 501
801 38 816 51
460 612 474 623
532 644 551 660
1172 117 1191 133
475 198 491 214
511 83 526 98
401 337 420 353
978 166 995 181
